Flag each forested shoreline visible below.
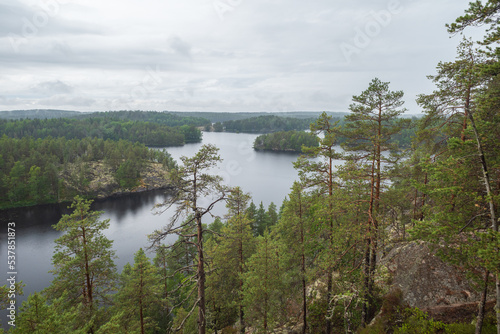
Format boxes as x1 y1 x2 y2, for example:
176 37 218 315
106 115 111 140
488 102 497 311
0 117 202 147
0 136 175 209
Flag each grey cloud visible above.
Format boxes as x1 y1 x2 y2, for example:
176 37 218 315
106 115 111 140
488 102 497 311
0 0 480 113
39 95 96 107
0 96 29 106
309 91 335 103
215 77 264 89
0 0 102 39
167 36 192 59
33 80 74 95
0 1 34 37
0 41 174 71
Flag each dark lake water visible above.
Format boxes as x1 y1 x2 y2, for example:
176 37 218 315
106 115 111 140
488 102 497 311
0 131 311 326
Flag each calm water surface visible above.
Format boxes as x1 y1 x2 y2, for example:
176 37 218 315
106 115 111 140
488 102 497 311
0 132 304 325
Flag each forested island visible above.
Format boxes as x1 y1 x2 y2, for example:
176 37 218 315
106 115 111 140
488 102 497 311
2 2 500 333
253 130 319 152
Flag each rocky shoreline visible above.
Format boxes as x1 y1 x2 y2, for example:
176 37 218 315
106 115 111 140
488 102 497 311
59 161 173 199
1 161 174 210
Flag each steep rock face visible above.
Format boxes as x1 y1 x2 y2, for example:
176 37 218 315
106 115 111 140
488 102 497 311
378 241 482 309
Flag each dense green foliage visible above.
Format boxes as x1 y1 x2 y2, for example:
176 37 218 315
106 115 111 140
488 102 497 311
223 115 317 133
0 136 175 208
253 130 319 152
0 117 201 147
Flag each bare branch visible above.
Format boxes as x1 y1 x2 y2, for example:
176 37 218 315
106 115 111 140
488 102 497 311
459 213 488 233
174 297 201 332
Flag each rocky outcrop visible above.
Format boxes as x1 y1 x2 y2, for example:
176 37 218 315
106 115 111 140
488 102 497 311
378 241 482 308
377 241 495 322
59 161 172 200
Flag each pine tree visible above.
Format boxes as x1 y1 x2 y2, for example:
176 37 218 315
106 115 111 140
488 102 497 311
255 202 270 236
153 244 173 331
149 144 228 334
46 196 117 333
113 248 162 334
246 201 257 235
151 224 198 333
267 202 278 228
242 231 283 333
274 182 311 333
294 111 341 333
206 187 255 333
447 7 500 331
341 78 407 325
414 38 500 333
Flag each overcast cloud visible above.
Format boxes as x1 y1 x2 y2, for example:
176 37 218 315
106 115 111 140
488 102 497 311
0 0 486 113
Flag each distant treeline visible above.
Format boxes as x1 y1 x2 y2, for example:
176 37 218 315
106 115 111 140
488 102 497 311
172 111 348 123
0 109 351 123
0 117 202 146
221 115 320 133
80 110 211 128
0 109 82 119
253 130 319 152
0 136 175 208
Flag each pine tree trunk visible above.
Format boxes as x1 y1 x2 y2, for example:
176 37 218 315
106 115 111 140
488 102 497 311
302 264 307 334
82 226 94 334
465 106 499 334
163 260 169 315
299 191 307 334
419 172 428 221
369 129 381 321
325 159 333 334
239 234 245 334
496 278 500 334
196 211 206 334
475 270 489 334
363 150 377 325
140 297 145 334
361 238 371 327
264 236 269 334
239 305 245 334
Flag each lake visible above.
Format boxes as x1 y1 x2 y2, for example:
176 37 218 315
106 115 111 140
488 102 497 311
0 131 308 326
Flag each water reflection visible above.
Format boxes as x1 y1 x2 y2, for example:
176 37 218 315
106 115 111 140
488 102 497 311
92 188 172 222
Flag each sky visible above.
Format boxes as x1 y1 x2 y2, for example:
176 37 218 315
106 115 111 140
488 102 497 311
0 0 487 114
